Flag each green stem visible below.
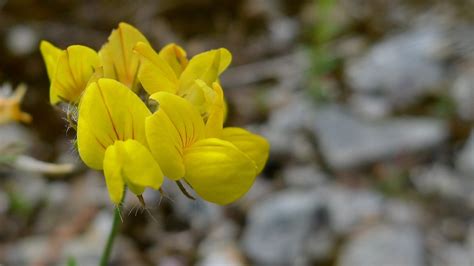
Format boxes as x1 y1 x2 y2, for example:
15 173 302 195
99 206 121 266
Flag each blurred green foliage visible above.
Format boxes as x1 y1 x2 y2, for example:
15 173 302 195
313 0 341 44
376 170 411 196
67 256 78 266
0 142 24 166
307 0 342 102
0 154 17 165
7 188 32 217
430 94 457 118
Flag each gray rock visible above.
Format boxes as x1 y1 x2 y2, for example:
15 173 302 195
73 171 110 207
197 221 245 266
236 177 274 210
430 243 471 266
6 172 47 213
427 227 473 266
452 67 474 121
349 94 391 119
266 94 315 132
261 93 316 161
197 245 244 266
223 51 309 91
5 236 49 265
282 164 327 188
241 185 382 264
6 25 39 56
60 211 112 265
47 182 70 206
304 228 335 261
334 36 368 59
269 18 299 49
345 25 447 108
456 130 474 178
146 230 196 264
469 224 474 265
60 210 145 265
440 218 467 241
157 256 188 266
262 128 315 162
241 189 324 265
411 164 471 199
30 184 70 234
312 106 448 169
0 123 35 153
241 0 282 21
34 172 109 233
4 210 131 265
174 198 222 233
384 199 422 226
325 185 383 234
338 224 424 266
161 179 223 232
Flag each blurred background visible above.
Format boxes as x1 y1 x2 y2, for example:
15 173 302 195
1 0 474 265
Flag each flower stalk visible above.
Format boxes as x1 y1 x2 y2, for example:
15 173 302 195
99 204 122 266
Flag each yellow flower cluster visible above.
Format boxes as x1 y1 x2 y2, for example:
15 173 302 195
40 23 269 205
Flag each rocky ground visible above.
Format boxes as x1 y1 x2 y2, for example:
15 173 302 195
1 0 474 265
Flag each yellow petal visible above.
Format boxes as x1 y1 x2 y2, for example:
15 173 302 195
103 143 126 204
183 138 257 205
50 45 99 104
182 79 210 114
76 125 106 170
39 41 62 81
149 91 206 147
205 82 225 138
77 78 151 170
103 139 164 204
85 66 105 87
145 107 184 180
121 140 164 192
221 127 270 174
158 43 188 76
146 92 205 180
134 42 178 94
99 22 149 90
179 48 231 92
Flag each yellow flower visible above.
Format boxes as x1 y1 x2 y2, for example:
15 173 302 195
145 91 269 205
40 22 269 206
77 78 163 204
40 41 100 104
158 43 188 76
0 84 32 124
134 42 230 109
99 22 149 91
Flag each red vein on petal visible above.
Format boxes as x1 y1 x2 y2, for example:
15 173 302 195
118 25 130 83
97 82 120 140
130 109 135 139
162 109 185 149
94 136 107 150
65 49 79 87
